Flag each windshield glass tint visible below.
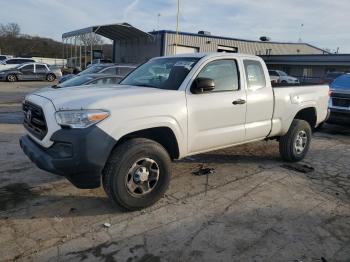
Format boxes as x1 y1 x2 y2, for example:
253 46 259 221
120 57 200 90
331 74 350 89
59 75 94 87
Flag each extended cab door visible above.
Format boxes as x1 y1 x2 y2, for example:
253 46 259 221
243 59 274 140
186 59 247 154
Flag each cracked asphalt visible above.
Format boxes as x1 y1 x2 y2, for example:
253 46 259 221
0 82 349 262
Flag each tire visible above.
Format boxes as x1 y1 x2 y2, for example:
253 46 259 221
279 119 312 162
46 74 56 82
6 74 17 82
281 80 287 84
102 138 172 211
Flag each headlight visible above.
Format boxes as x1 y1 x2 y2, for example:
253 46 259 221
55 109 110 128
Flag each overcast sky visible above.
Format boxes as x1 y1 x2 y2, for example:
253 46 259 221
1 0 349 52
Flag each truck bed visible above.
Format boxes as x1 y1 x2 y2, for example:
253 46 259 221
269 84 329 136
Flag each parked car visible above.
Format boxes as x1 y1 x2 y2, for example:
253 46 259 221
87 58 114 67
0 57 36 70
328 73 350 124
320 72 345 84
53 74 121 88
59 64 136 83
20 53 329 210
0 62 61 82
0 55 13 61
269 70 299 84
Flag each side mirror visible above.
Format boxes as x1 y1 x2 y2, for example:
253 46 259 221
191 77 215 94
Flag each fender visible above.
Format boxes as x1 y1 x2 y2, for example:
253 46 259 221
97 115 187 158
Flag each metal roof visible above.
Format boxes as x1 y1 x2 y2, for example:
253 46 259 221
261 54 350 66
151 30 329 54
62 23 152 40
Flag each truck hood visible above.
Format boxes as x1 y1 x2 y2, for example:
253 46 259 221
28 84 181 110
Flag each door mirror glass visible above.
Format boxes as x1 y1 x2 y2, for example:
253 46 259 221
191 77 215 94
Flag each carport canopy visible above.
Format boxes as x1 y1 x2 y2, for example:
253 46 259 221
62 23 152 40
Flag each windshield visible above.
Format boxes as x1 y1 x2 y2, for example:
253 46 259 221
331 74 350 90
278 71 288 76
78 65 108 75
58 75 94 88
120 57 200 90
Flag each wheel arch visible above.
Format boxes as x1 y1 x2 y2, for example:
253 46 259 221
293 107 317 128
112 126 180 160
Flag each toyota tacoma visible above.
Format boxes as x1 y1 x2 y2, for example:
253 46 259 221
20 53 329 210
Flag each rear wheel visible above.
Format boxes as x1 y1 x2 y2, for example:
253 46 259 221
279 119 312 162
102 138 171 211
46 74 56 82
7 74 17 82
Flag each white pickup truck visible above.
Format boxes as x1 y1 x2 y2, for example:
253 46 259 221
20 53 329 210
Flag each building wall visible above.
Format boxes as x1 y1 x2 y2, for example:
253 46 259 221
114 34 162 64
163 32 325 56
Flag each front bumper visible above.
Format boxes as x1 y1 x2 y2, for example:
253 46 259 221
20 126 116 189
328 108 350 124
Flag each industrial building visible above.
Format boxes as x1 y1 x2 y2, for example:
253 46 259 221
262 54 350 82
112 28 329 64
62 23 349 81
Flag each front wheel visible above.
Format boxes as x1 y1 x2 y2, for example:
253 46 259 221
102 138 172 211
7 74 17 82
279 119 312 162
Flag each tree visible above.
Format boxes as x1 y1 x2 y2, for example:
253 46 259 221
0 22 20 37
79 33 104 46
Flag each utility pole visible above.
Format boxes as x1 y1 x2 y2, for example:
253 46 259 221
175 0 180 54
298 23 304 43
157 13 161 31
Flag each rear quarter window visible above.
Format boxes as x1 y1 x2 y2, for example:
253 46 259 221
244 60 266 90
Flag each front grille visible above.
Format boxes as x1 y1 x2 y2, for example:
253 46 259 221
23 101 47 140
332 98 350 108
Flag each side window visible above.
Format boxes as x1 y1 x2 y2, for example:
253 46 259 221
269 71 279 76
20 64 34 71
36 65 47 72
7 59 17 64
244 60 266 90
197 59 239 91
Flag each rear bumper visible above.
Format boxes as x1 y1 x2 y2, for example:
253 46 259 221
20 126 116 189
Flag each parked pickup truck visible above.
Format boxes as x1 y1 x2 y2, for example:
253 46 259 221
20 53 329 210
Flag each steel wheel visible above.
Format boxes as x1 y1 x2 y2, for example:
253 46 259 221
294 130 307 154
125 158 160 197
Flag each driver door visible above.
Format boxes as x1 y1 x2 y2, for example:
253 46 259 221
186 59 247 154
19 64 35 80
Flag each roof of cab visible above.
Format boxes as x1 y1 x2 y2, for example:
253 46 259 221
157 52 261 60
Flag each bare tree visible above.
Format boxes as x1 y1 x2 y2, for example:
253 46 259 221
79 33 104 46
0 22 20 37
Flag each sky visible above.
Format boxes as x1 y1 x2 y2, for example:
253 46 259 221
0 0 349 53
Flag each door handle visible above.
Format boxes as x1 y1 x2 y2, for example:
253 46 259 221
232 99 246 105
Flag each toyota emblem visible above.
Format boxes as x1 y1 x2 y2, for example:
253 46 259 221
26 110 32 121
